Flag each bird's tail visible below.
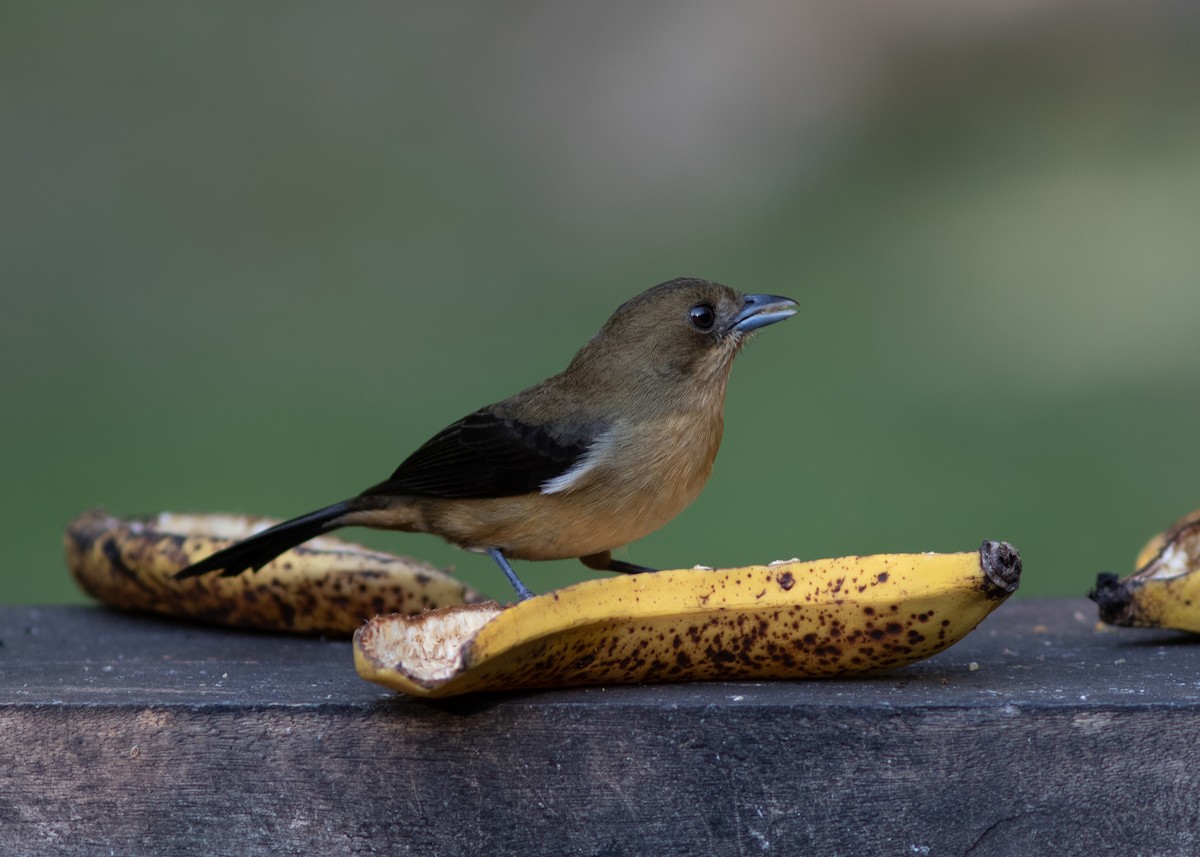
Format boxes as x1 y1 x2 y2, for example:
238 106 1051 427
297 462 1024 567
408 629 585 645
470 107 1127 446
173 500 359 579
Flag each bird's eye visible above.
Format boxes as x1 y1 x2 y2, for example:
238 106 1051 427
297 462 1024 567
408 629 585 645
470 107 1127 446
689 303 716 331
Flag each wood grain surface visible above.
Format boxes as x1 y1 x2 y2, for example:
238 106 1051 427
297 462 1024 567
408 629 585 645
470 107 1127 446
2 601 1198 856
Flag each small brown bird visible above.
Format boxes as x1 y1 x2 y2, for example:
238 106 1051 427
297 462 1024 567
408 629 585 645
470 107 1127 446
175 278 797 599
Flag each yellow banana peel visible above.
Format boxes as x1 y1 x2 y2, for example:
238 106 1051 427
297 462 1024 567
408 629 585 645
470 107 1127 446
65 509 477 636
355 540 1022 697
1091 508 1200 633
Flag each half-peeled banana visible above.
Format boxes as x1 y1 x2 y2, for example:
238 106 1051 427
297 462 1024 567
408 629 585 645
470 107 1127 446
355 540 1022 697
65 509 476 635
1091 509 1200 633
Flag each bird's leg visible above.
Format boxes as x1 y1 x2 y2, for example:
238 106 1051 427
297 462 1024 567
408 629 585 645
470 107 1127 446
606 559 656 575
485 547 535 601
580 551 656 575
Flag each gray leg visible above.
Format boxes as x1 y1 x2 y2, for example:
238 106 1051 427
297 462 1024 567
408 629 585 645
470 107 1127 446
580 551 656 575
486 547 535 601
605 558 655 575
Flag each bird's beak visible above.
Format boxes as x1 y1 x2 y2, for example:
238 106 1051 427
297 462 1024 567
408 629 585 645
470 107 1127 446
732 294 798 333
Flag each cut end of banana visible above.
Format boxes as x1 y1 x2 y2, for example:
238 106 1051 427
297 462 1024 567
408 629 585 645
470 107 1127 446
1090 510 1200 632
355 545 1021 698
65 508 479 636
358 603 503 686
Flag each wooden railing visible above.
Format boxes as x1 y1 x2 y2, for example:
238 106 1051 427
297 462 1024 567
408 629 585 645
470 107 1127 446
1 601 1196 856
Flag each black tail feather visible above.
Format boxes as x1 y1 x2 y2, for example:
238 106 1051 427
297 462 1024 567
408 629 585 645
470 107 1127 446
173 501 356 579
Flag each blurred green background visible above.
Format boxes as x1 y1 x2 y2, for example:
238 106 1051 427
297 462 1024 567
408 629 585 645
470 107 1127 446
3 3 1198 604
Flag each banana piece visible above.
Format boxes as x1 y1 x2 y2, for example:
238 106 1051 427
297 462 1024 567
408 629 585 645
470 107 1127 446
355 540 1022 697
1132 508 1200 572
1091 509 1200 633
65 509 478 636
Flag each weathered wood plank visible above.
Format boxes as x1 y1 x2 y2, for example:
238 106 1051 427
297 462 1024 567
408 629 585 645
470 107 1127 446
2 601 1199 856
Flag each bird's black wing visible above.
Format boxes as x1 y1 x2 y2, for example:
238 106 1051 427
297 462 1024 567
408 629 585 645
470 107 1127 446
359 408 598 499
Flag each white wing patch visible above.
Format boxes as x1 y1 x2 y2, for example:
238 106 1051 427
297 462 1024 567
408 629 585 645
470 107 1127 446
540 429 616 495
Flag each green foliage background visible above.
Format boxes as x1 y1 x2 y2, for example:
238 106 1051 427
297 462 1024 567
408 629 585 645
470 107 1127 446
4 5 1198 603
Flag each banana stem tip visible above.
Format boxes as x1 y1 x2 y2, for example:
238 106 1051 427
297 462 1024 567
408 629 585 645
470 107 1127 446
980 540 1022 596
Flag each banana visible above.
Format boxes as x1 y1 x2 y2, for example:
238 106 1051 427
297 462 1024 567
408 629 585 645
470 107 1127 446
1091 508 1200 633
65 509 478 636
1132 508 1200 572
355 540 1022 697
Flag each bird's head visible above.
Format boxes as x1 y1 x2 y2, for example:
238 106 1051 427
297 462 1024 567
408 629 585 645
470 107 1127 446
568 278 797 390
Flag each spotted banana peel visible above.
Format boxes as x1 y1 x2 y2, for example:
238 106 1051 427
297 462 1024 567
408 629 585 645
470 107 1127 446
65 509 477 635
355 540 1022 697
1091 508 1200 633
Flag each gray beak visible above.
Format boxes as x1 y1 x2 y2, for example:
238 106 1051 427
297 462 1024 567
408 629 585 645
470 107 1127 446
732 294 798 333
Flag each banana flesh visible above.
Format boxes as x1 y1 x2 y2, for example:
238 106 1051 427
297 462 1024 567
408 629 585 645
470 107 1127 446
1091 509 1200 633
1132 508 1200 573
65 509 477 636
355 540 1022 697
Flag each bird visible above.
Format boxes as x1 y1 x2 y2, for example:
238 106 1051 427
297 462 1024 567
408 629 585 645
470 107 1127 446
174 277 797 600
